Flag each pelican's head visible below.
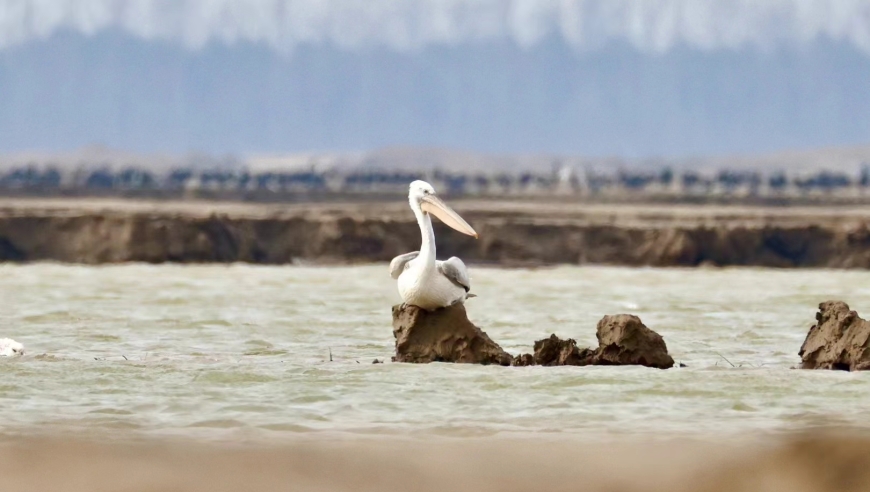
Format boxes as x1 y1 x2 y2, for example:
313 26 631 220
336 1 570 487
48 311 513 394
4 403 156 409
408 180 478 238
0 338 24 357
409 180 436 201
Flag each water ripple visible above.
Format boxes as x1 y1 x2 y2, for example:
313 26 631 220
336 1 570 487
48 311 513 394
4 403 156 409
2 264 870 440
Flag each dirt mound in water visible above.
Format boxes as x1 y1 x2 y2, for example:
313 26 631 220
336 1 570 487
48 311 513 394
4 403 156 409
392 304 673 369
515 334 595 366
513 314 674 369
799 301 870 371
392 304 513 365
594 314 675 369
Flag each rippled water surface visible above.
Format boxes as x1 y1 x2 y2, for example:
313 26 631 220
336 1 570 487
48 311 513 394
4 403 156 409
2 264 870 441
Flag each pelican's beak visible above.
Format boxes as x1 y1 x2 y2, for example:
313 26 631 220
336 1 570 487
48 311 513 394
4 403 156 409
421 194 478 238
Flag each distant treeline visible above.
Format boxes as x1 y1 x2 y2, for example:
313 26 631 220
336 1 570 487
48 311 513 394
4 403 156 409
3 164 870 200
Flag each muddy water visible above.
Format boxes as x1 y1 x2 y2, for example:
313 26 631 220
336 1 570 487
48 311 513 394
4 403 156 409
2 264 869 441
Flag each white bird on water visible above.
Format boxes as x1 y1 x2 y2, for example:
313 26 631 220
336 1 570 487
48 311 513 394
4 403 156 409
0 338 24 357
390 180 479 310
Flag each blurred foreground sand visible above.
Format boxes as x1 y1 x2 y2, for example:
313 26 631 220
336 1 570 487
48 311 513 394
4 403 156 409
1 432 869 492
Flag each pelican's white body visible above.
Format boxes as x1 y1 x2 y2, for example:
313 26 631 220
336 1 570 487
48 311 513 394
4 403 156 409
394 181 473 310
0 338 23 357
397 254 467 310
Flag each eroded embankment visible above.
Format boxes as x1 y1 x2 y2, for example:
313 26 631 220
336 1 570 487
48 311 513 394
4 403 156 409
3 198 870 267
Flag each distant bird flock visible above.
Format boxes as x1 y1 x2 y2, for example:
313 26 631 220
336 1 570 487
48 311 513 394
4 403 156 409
2 162 870 201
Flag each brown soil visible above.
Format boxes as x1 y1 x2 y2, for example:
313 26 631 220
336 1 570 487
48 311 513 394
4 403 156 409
514 315 674 369
515 334 595 366
394 304 672 369
392 303 513 365
4 197 870 266
800 301 870 371
1 431 869 492
594 314 675 369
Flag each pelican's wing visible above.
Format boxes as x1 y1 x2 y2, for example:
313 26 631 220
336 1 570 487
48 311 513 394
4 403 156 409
389 251 419 279
438 256 471 292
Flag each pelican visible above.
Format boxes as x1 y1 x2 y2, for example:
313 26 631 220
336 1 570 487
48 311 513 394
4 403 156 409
0 338 24 357
390 180 478 310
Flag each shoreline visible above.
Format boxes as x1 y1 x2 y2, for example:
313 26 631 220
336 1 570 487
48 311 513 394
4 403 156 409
1 429 868 492
2 197 870 267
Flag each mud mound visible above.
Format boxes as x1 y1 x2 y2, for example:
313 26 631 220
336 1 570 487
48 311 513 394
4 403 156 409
800 301 870 371
513 315 674 369
392 304 513 366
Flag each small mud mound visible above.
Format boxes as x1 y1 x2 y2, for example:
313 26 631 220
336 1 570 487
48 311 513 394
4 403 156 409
392 305 673 369
392 304 513 366
799 300 870 371
513 315 674 369
594 314 674 369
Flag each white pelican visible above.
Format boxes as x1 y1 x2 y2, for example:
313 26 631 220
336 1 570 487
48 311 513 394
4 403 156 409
390 180 478 310
0 338 24 357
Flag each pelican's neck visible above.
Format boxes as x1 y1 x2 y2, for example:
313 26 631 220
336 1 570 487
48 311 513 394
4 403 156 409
411 199 436 267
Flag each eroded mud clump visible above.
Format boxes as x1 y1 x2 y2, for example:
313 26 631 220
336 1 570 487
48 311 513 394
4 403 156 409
529 334 595 366
594 314 674 369
513 315 674 369
511 353 535 367
799 301 870 371
392 305 673 369
392 304 513 366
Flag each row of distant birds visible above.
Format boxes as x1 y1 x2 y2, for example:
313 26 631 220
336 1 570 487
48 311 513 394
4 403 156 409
0 180 474 358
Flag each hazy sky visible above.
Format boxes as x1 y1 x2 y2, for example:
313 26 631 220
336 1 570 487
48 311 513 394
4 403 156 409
2 1 869 157
1 0 869 54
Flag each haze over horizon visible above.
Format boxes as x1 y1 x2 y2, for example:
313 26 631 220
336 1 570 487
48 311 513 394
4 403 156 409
1 0 869 160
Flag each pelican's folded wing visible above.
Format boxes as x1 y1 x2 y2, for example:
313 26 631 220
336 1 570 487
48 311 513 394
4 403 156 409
389 251 419 279
438 256 471 292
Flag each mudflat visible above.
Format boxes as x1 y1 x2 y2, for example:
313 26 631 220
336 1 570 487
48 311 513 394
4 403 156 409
2 197 870 266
